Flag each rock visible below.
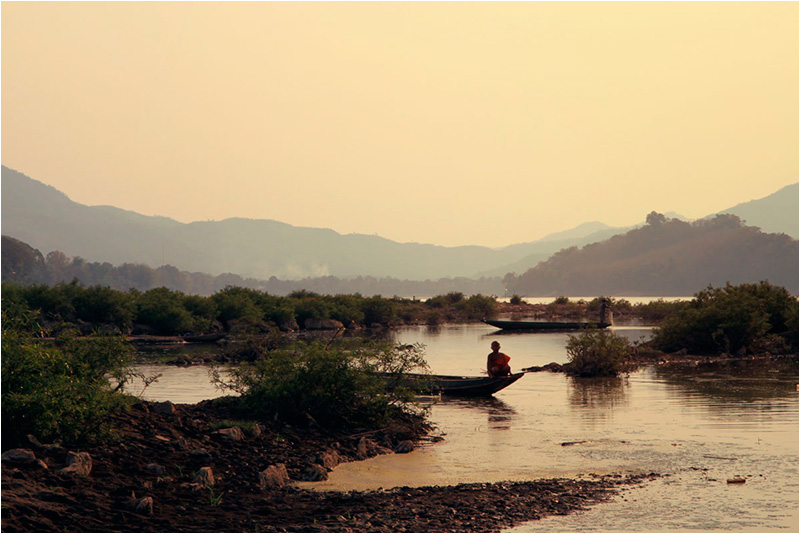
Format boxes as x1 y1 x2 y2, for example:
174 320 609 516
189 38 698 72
394 440 414 454
1 449 37 465
194 466 215 487
189 448 212 461
279 320 299 332
213 427 245 441
35 459 49 469
76 319 93 335
258 464 290 489
152 401 176 415
727 477 747 484
304 318 345 330
59 452 92 476
300 464 328 481
145 463 165 476
135 496 154 515
179 482 205 492
132 402 150 413
319 450 341 470
97 323 121 335
356 437 379 460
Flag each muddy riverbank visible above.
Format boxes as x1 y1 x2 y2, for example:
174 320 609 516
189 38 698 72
1 399 659 532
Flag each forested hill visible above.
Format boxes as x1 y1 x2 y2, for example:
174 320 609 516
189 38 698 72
504 213 799 296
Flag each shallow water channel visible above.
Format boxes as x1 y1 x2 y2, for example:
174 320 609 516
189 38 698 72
134 324 799 532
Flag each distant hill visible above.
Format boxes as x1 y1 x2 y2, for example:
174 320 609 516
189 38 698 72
0 166 550 280
505 213 799 296
3 166 796 292
708 183 798 238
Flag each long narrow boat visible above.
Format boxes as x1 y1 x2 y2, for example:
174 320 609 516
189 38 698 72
385 372 525 396
483 319 611 331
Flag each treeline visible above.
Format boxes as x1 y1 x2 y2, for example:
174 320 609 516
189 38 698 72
1 235 503 297
505 213 799 296
1 281 498 336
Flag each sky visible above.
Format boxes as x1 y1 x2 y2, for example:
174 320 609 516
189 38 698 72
2 2 797 248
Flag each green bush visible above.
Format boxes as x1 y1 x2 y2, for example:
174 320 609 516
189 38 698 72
1 313 139 448
457 294 497 320
73 285 136 328
211 340 429 429
632 299 689 322
652 282 798 355
426 292 464 309
211 286 265 330
362 296 397 326
136 287 198 334
565 329 634 377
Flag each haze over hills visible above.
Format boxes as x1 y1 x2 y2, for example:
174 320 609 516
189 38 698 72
0 166 626 280
2 165 798 290
714 183 799 237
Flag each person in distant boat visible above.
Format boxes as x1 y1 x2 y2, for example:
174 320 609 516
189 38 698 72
487 341 511 377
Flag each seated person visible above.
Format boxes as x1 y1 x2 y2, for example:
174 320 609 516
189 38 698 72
487 341 511 377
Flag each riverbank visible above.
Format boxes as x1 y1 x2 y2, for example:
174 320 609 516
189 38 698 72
2 399 659 532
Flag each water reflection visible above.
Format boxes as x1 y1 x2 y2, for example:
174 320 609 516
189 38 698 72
651 359 798 402
567 375 629 425
435 396 516 430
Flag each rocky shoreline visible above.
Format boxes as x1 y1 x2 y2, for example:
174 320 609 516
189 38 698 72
2 399 660 532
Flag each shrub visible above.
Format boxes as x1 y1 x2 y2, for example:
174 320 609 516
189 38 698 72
211 286 264 329
136 287 198 334
211 339 429 429
633 299 689 322
652 282 798 355
565 329 634 377
509 295 523 305
426 292 464 309
74 285 136 328
457 294 497 320
362 296 397 326
1 313 139 448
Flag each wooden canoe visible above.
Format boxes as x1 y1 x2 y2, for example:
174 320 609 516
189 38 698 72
483 319 611 331
385 372 525 396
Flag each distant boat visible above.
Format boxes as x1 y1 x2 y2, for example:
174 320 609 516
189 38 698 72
486 298 613 332
384 372 525 396
181 333 227 343
483 319 611 331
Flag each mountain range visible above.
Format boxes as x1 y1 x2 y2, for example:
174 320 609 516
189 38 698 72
1 165 797 285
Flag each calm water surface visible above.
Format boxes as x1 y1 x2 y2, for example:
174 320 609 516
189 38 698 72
134 324 798 532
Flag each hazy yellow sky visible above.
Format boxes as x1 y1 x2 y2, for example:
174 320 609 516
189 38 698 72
2 2 797 247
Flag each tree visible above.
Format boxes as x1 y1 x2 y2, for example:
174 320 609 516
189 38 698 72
646 211 667 226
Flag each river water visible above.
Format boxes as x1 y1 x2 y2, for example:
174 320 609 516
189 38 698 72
133 324 798 532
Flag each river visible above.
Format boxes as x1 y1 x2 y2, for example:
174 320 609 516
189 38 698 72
133 324 798 532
